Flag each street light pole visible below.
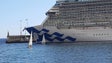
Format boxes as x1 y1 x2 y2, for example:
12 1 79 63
20 20 22 36
25 19 28 35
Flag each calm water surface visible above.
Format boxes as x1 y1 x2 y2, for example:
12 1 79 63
0 39 112 63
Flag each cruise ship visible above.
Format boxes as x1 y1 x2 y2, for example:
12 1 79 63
26 0 112 43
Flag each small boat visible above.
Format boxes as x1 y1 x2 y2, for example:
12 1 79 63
28 31 33 48
42 34 46 44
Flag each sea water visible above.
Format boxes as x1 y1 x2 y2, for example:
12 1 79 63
0 39 112 63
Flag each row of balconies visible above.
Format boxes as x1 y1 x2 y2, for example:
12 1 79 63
60 0 111 7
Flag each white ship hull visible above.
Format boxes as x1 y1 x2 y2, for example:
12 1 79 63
59 27 112 42
26 26 112 43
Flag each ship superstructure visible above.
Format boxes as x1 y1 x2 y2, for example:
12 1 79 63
26 0 112 43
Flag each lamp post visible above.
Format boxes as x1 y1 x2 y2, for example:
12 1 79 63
25 19 28 27
20 20 22 36
19 20 23 41
25 19 28 35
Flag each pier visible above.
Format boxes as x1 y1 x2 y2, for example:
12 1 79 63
6 32 36 43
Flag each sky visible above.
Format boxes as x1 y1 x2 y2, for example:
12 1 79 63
0 0 55 38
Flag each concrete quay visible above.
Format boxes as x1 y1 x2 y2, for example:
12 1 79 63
6 32 36 43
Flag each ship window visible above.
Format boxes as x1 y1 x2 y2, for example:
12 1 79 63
93 34 95 36
75 0 78 1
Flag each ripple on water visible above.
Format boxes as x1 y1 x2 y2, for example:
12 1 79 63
0 40 112 63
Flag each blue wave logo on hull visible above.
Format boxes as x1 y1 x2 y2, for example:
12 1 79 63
26 27 76 42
